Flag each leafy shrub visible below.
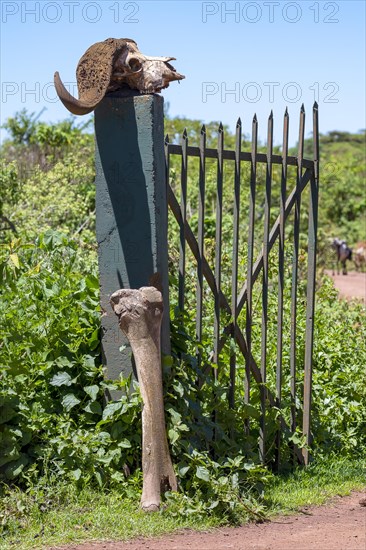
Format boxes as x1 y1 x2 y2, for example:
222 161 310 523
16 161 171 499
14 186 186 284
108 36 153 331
0 114 365 525
311 276 366 454
0 228 365 526
9 154 96 242
0 232 141 487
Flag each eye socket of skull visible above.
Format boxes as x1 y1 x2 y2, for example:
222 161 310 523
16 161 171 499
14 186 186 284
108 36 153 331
128 57 143 73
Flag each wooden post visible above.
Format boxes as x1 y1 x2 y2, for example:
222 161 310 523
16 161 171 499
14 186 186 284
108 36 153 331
94 92 170 395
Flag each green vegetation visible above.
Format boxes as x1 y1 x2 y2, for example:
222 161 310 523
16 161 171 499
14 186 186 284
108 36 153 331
0 111 365 548
0 456 364 549
264 456 366 514
306 130 365 246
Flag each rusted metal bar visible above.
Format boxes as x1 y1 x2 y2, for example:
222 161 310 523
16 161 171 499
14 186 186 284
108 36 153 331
302 102 319 466
178 129 188 312
166 143 313 169
196 125 206 348
275 109 289 470
290 105 305 462
214 124 224 367
259 111 273 464
230 118 242 409
167 181 304 463
244 115 258 431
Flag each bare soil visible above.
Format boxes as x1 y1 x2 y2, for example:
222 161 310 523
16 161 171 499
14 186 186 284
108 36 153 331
325 270 366 302
51 491 366 550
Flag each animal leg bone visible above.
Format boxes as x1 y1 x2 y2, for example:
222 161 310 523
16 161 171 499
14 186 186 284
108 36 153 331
110 287 177 511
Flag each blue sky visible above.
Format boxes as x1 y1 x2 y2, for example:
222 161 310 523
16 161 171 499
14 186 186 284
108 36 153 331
1 0 365 146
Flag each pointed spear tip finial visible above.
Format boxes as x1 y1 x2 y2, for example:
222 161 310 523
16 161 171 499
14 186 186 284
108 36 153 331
300 103 305 113
269 110 273 120
284 106 289 117
201 123 206 133
165 133 169 142
253 113 257 123
236 116 242 127
313 101 319 110
218 121 223 131
183 127 187 138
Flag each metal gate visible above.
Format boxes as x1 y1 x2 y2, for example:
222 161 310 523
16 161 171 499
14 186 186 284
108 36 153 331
165 103 319 467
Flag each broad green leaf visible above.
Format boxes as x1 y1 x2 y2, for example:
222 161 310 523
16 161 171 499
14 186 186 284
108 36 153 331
88 330 100 350
55 356 74 368
62 394 81 411
102 401 124 420
95 471 103 487
111 471 126 482
11 427 30 447
50 372 72 387
178 464 190 476
172 381 184 397
71 468 82 480
85 275 99 290
178 423 190 432
111 421 124 440
168 428 179 444
97 431 112 443
83 401 102 415
0 444 19 467
83 385 99 401
118 439 132 449
4 454 28 480
196 466 210 482
83 355 96 368
0 405 17 424
167 408 182 425
208 500 219 509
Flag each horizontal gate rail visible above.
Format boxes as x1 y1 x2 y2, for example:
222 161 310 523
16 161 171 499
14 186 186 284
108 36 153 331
166 143 314 170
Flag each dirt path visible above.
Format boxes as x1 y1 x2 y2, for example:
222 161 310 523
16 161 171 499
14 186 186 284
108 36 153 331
52 491 366 550
325 270 366 302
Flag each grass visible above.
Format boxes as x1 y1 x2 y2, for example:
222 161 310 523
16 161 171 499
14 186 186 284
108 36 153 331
1 456 365 550
263 456 366 514
0 484 221 550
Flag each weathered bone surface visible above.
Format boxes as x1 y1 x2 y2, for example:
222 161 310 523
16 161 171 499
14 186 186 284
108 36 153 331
54 38 184 115
110 287 177 511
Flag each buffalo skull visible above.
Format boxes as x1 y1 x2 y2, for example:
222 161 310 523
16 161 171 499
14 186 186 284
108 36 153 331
54 38 184 115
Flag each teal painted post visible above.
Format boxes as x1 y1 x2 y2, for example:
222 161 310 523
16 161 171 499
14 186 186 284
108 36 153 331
94 92 170 393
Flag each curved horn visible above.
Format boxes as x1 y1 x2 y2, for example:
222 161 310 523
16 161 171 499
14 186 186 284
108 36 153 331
54 38 132 115
54 72 96 115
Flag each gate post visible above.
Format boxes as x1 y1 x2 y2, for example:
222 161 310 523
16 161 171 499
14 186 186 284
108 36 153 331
94 92 170 395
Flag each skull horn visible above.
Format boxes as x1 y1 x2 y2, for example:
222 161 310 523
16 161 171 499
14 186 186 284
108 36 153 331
54 71 98 115
54 38 130 115
54 38 184 115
